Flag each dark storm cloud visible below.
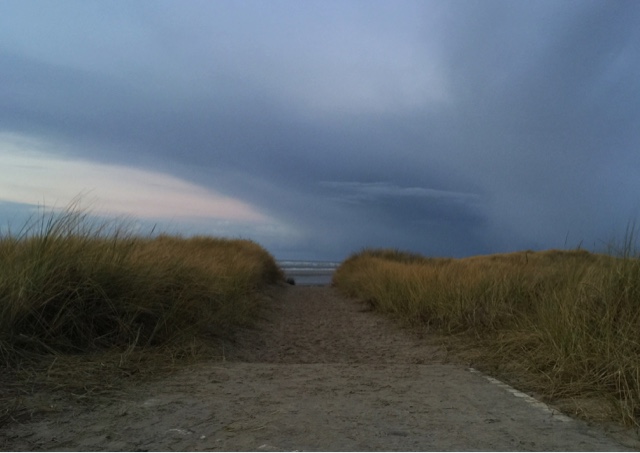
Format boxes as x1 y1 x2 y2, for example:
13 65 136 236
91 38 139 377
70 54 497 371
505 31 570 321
1 0 640 259
422 1 640 251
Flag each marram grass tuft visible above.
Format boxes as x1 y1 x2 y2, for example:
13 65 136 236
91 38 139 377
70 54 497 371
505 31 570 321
0 205 284 365
333 247 640 426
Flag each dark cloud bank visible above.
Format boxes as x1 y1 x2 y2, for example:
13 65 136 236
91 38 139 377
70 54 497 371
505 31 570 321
1 0 640 260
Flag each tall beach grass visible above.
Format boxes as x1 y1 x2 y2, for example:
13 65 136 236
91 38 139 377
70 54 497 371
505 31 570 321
0 204 283 368
333 245 640 426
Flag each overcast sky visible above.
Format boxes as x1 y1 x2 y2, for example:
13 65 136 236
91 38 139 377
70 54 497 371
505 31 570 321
1 0 639 260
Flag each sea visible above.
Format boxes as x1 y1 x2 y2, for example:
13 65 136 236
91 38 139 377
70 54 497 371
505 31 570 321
277 260 341 286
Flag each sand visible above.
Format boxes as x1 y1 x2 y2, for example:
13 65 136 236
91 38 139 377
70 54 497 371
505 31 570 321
1 286 636 451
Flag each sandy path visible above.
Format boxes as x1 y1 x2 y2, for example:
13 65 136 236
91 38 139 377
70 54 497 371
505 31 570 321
1 286 633 451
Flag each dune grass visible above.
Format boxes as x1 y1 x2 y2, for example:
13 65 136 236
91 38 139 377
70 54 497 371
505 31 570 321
0 205 284 424
0 206 283 364
333 245 640 426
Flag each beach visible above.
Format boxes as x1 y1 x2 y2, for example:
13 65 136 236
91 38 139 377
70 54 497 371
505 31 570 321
278 260 340 286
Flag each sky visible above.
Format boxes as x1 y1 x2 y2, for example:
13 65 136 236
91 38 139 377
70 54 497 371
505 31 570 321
1 0 639 260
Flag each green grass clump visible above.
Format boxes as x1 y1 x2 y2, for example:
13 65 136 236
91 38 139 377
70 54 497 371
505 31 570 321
333 246 640 426
0 206 284 366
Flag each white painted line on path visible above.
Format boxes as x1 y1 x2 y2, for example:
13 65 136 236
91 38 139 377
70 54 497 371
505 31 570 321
468 368 573 422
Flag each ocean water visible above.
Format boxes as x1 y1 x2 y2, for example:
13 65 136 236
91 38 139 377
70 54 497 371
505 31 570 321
277 260 341 286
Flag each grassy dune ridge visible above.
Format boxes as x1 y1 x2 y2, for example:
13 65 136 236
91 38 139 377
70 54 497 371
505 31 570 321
333 247 640 426
0 207 284 366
